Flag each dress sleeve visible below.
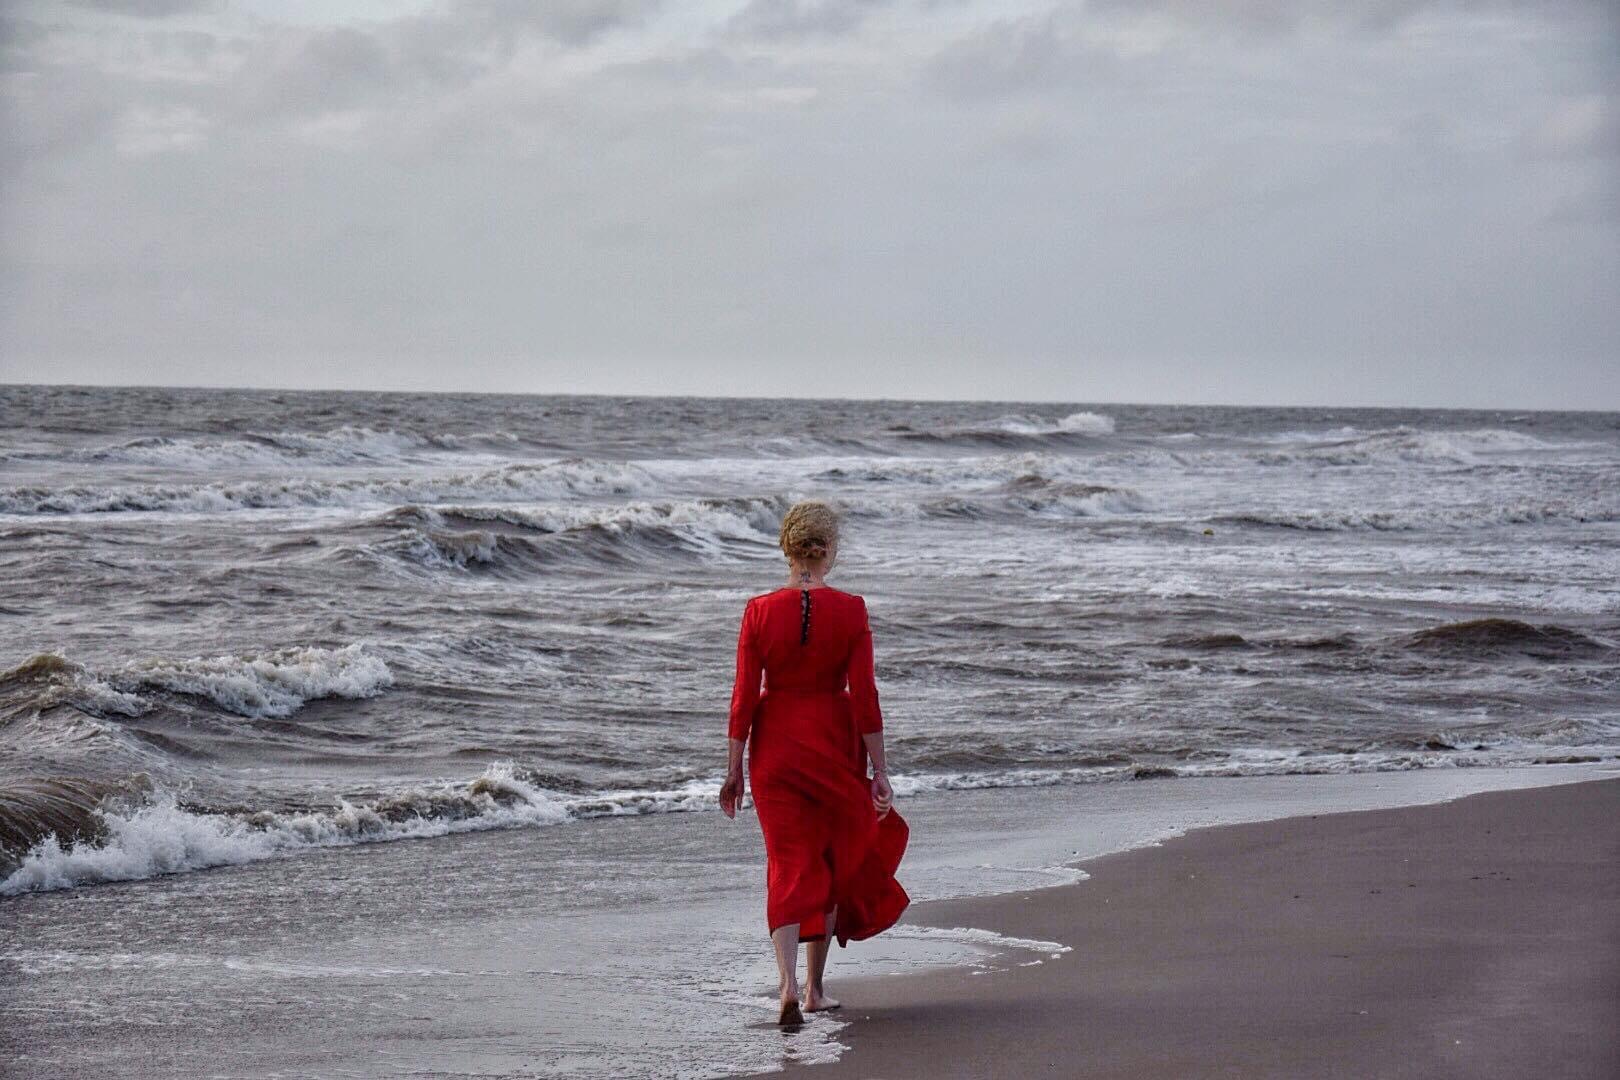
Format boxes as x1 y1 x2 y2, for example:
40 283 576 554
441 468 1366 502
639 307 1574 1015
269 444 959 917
848 597 883 735
727 599 763 742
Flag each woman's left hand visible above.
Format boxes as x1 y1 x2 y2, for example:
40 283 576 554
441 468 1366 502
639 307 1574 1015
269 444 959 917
870 773 893 820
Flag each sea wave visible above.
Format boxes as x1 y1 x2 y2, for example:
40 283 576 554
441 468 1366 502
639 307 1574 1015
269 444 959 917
1401 618 1609 658
813 451 1097 489
0 654 149 719
0 775 153 871
0 458 654 516
354 487 1146 575
6 748 1615 895
1247 426 1584 467
1080 426 1611 472
0 645 392 722
0 764 718 895
432 496 787 541
1155 619 1612 659
121 645 394 719
891 747 1616 794
15 426 524 468
997 479 1152 517
353 497 786 573
1211 501 1620 532
987 411 1116 437
893 411 1116 445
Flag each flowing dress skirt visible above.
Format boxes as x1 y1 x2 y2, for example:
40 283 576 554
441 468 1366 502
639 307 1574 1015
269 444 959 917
749 688 909 944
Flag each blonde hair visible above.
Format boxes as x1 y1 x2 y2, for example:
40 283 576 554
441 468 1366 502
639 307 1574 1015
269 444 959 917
779 500 839 564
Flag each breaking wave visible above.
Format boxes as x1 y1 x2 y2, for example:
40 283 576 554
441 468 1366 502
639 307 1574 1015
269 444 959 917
996 477 1152 517
119 645 394 719
0 458 654 516
433 497 787 541
7 745 1616 895
0 764 720 895
0 776 153 868
894 411 1116 445
352 497 786 574
0 654 148 720
350 485 1148 576
0 645 392 722
1247 426 1580 467
813 451 1111 490
1211 501 1620 532
15 426 524 468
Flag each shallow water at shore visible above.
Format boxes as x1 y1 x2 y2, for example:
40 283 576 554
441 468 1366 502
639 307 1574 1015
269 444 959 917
2 765 1609 1078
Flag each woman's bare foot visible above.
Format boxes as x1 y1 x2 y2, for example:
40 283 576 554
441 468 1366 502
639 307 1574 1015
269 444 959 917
778 994 804 1026
803 986 841 1012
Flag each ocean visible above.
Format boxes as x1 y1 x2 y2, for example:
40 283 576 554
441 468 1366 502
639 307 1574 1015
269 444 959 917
2 386 1617 1076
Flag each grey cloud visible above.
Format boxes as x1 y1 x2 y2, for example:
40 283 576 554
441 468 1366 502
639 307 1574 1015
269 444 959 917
91 0 665 132
1 16 49 71
728 0 887 40
1090 0 1612 35
67 0 218 16
1521 95 1620 160
227 26 396 119
0 60 123 156
921 13 1114 100
453 0 664 47
1 0 1616 406
1540 182 1620 225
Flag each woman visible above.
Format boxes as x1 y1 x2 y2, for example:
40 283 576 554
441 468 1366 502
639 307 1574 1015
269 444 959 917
719 501 909 1027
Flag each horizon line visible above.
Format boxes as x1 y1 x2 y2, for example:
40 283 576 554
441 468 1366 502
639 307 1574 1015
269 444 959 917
2 379 1616 415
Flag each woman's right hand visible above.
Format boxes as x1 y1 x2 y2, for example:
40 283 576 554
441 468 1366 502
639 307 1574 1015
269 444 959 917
870 773 893 820
719 768 745 819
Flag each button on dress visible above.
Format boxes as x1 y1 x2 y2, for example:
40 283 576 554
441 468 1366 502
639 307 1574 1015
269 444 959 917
728 586 909 944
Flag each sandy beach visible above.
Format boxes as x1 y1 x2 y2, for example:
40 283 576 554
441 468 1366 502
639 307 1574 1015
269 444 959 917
747 777 1620 1080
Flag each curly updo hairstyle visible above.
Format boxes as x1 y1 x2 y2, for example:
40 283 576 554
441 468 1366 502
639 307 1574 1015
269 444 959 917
779 500 839 564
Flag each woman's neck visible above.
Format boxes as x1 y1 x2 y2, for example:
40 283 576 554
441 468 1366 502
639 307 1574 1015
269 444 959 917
787 567 827 589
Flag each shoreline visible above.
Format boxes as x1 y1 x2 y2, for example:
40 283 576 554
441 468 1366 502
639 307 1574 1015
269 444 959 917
4 767 1615 1078
745 776 1620 1080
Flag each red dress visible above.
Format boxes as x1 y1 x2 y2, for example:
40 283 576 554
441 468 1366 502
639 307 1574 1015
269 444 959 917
729 586 909 945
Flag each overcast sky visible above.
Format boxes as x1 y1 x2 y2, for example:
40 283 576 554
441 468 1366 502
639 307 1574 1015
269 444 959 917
2 1 1616 407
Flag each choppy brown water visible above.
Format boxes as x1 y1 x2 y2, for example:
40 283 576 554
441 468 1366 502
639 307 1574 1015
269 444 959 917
2 386 1618 893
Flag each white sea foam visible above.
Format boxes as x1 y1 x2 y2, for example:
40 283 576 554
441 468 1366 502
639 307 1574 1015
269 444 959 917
891 411 1117 441
357 498 784 575
0 763 568 895
0 458 654 516
386 527 506 570
6 746 1615 896
57 666 150 718
444 496 785 547
886 924 1071 961
0 767 737 895
0 646 392 721
1217 501 1620 532
1078 426 1613 473
0 653 150 719
983 411 1116 437
118 644 393 719
1248 426 1584 466
884 745 1619 797
1004 485 1152 518
814 451 1094 488
47 426 522 468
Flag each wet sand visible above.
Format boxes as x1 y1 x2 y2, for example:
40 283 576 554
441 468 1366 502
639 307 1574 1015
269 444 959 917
751 777 1620 1080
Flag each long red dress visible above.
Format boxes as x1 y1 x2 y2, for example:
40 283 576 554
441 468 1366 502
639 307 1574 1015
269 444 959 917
729 586 909 945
